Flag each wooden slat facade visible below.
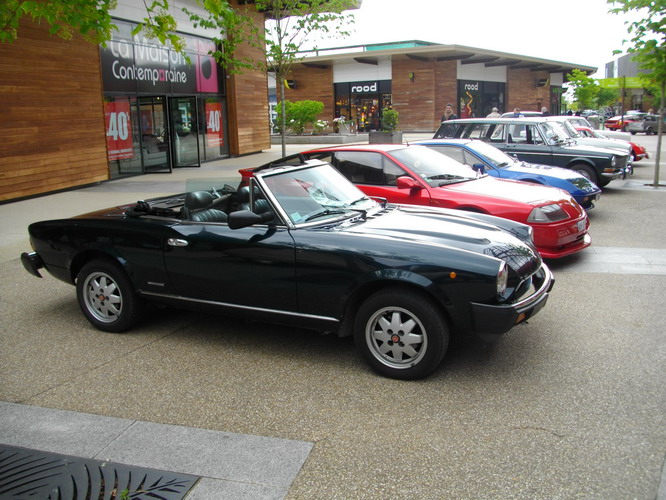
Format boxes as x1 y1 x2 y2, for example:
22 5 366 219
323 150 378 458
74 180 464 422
0 20 109 202
283 65 335 128
391 56 458 131
1 7 272 202
226 1 271 156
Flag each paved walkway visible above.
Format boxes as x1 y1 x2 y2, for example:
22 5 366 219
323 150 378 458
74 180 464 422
2 133 665 499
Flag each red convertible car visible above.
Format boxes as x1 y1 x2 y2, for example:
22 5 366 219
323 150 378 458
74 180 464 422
251 144 591 259
575 126 648 162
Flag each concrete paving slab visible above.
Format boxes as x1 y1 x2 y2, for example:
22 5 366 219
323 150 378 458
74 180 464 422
102 420 314 487
548 247 666 275
0 402 133 457
0 402 313 500
186 478 287 500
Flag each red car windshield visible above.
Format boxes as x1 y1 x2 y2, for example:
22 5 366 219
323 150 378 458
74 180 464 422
390 147 479 186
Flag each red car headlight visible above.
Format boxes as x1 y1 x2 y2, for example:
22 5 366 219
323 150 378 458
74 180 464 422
528 204 569 223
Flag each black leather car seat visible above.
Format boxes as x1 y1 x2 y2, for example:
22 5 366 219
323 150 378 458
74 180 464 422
237 186 275 222
183 191 228 223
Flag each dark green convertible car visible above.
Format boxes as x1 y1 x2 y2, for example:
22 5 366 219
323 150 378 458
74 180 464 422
21 160 553 379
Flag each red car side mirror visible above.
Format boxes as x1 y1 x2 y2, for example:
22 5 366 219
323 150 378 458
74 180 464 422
397 176 423 190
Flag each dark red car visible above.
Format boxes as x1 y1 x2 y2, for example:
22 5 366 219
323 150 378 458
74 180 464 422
252 144 591 259
605 112 645 131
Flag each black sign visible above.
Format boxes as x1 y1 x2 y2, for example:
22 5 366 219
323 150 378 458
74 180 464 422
101 39 218 94
350 81 379 94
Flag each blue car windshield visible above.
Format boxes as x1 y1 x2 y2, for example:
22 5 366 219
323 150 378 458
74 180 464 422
466 141 517 169
391 146 478 186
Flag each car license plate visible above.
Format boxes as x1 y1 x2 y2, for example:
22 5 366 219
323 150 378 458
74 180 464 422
577 220 586 232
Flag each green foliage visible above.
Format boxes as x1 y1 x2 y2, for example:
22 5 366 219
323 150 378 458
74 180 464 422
566 68 619 110
608 0 665 185
0 0 230 55
597 86 619 108
277 100 324 135
255 0 356 153
380 108 399 132
1 0 118 44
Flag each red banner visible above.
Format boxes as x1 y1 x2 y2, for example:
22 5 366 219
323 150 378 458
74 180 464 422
105 101 134 160
206 102 224 147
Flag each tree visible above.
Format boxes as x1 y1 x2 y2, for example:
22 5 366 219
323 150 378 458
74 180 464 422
566 68 619 111
192 0 356 156
0 0 226 52
608 0 666 187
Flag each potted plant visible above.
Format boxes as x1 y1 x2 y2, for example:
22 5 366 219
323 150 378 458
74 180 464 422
369 108 403 144
333 115 351 134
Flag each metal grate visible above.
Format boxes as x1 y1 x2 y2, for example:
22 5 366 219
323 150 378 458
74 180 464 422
0 444 200 499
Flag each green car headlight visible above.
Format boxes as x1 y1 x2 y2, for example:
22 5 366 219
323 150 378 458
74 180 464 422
497 261 508 299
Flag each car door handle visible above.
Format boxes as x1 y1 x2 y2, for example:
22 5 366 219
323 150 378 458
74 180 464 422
167 238 188 247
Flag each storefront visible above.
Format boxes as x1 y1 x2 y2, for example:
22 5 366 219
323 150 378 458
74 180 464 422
101 20 230 177
334 80 392 132
457 80 506 118
279 41 595 132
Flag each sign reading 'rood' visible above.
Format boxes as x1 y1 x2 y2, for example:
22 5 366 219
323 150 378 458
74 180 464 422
351 82 378 93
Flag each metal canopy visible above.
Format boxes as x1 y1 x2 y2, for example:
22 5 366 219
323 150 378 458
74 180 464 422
295 41 596 76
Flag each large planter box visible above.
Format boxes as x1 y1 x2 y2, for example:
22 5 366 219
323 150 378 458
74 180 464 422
270 133 369 145
368 131 403 144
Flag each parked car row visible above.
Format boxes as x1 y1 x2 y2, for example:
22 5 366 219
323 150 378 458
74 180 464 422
267 144 591 259
17 115 647 380
433 117 632 187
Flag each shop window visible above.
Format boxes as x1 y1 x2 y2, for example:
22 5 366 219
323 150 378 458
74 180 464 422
200 97 229 161
104 95 144 177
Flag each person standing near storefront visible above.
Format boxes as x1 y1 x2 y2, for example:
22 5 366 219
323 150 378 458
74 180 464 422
441 103 458 121
487 107 501 118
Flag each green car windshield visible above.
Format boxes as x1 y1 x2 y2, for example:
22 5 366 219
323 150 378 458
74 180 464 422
261 164 377 224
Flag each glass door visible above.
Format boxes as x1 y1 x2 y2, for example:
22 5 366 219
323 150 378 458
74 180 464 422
138 96 171 173
169 97 200 167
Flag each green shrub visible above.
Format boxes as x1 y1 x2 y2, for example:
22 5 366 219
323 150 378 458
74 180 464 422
276 100 325 135
381 108 399 132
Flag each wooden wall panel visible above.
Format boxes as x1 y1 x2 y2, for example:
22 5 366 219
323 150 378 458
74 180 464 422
0 20 109 202
226 1 271 156
390 57 457 131
284 65 334 130
391 56 436 132
434 60 457 126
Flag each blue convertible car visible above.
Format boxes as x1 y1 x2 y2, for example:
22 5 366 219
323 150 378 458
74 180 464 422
414 138 602 209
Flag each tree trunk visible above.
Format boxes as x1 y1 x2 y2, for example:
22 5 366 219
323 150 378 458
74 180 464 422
653 82 664 187
279 75 287 158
